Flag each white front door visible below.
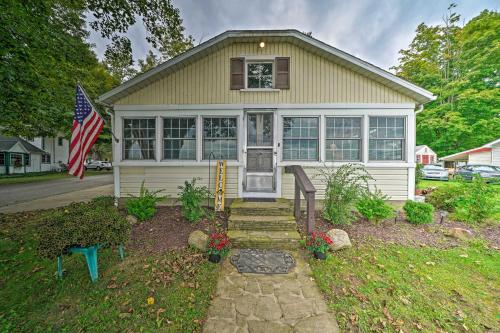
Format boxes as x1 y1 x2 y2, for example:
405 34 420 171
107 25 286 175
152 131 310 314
243 111 278 195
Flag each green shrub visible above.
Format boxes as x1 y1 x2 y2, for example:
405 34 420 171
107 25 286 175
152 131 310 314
403 200 434 225
319 163 372 225
356 189 394 224
37 201 130 259
452 176 496 223
178 178 212 223
125 181 164 221
426 184 464 211
415 163 424 187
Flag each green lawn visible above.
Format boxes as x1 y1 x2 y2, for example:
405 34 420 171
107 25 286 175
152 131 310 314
311 241 500 332
0 211 219 332
0 170 111 185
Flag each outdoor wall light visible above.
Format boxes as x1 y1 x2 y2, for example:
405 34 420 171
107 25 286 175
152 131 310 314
259 41 265 48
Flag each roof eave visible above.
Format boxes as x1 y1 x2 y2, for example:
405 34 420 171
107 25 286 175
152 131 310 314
98 30 436 105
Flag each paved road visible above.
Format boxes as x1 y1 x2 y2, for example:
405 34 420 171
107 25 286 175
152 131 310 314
0 174 113 208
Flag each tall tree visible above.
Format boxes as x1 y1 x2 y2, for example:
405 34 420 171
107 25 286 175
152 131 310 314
0 0 193 137
393 6 499 156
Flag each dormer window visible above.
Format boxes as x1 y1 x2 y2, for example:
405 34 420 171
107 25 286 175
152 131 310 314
247 62 273 89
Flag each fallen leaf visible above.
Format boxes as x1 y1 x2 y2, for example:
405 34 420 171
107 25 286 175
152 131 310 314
425 261 436 266
459 254 468 258
147 297 155 305
383 307 393 322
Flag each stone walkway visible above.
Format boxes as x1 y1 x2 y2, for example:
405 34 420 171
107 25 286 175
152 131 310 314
203 250 339 333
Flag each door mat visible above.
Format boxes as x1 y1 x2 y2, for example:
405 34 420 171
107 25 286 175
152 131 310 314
230 249 295 274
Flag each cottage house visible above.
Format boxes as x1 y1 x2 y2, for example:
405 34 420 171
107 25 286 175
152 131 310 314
98 30 435 202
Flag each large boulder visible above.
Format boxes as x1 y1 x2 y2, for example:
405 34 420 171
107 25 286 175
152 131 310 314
444 227 473 240
126 215 138 225
326 229 351 251
188 230 209 251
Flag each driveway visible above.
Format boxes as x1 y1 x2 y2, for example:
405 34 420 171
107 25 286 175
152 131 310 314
0 174 113 213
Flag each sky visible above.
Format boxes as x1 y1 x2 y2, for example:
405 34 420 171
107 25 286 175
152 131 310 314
88 0 498 72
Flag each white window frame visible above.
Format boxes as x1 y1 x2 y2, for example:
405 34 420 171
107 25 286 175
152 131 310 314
245 59 275 90
281 116 320 162
202 116 239 161
122 117 157 161
368 116 407 162
324 116 363 162
162 116 197 161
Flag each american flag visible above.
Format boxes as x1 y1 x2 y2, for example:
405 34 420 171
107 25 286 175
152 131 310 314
68 85 104 179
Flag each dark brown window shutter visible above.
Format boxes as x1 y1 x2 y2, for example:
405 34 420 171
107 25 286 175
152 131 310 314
230 58 245 90
275 57 290 89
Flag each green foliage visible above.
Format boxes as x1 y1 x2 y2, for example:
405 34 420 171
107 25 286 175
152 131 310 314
452 176 497 223
319 163 372 225
403 200 434 225
393 7 499 156
415 163 424 187
125 181 164 221
356 190 394 224
426 183 464 211
178 178 212 223
37 199 130 259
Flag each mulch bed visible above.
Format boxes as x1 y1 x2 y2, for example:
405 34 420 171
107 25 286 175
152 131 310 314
297 211 500 249
128 206 228 254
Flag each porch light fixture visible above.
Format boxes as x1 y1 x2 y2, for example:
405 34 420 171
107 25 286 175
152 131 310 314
259 41 265 48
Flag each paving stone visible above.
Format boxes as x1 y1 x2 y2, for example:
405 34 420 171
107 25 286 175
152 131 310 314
301 284 322 299
281 299 315 320
203 318 239 333
207 298 235 319
245 280 261 294
258 281 275 294
254 296 282 321
247 320 292 333
275 291 304 305
234 294 258 316
293 314 340 333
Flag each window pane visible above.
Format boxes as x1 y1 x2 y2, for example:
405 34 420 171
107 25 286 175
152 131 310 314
325 117 361 161
368 117 405 161
123 118 156 160
247 63 273 89
282 117 318 161
203 117 237 160
163 117 196 160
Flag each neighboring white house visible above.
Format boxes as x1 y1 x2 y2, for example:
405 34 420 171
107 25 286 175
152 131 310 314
415 145 437 165
0 134 70 175
97 30 435 201
441 138 500 167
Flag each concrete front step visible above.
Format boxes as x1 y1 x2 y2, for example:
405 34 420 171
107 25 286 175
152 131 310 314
229 199 293 216
228 215 297 231
228 230 302 250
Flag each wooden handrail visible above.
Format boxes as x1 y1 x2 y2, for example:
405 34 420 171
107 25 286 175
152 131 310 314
284 165 316 234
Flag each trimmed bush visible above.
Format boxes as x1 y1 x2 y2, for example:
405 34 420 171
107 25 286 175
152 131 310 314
453 176 496 223
426 184 464 211
178 178 212 223
403 200 434 225
319 163 372 225
356 189 394 224
37 200 130 259
125 181 164 221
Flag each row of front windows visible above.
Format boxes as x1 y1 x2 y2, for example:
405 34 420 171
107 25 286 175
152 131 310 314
122 116 406 162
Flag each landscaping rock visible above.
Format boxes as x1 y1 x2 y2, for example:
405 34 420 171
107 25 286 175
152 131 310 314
188 230 209 251
126 215 138 225
326 229 351 251
444 227 473 240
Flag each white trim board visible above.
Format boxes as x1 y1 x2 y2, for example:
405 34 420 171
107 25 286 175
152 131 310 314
114 103 417 111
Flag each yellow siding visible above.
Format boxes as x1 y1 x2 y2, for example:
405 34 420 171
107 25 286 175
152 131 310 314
115 42 415 105
281 167 408 201
120 166 239 198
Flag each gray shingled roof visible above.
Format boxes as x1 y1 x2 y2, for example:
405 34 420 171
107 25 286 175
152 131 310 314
0 135 46 154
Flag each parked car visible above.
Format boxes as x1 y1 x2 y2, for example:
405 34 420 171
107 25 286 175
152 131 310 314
54 161 68 172
455 164 500 182
421 164 449 181
84 160 112 171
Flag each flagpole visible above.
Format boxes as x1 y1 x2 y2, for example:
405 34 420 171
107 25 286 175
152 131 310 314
77 83 119 143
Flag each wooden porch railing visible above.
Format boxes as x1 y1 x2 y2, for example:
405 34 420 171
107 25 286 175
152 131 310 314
285 165 316 234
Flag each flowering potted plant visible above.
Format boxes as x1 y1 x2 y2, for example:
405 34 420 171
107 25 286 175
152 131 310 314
207 233 230 263
306 232 333 260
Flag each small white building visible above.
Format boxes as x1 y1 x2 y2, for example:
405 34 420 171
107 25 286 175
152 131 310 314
415 145 437 165
441 138 500 167
0 135 70 175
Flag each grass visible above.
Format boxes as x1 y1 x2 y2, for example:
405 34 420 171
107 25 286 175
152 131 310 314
311 241 500 332
0 210 219 332
0 170 111 185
